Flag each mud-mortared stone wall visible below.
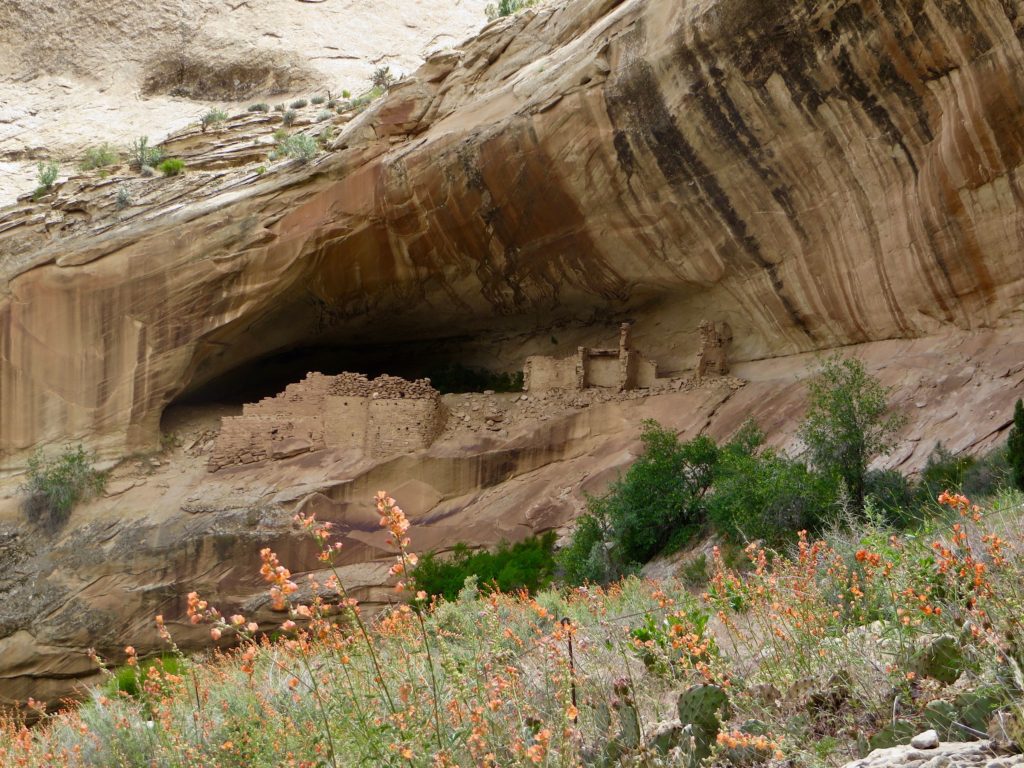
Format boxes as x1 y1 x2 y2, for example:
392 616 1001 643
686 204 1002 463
208 373 446 471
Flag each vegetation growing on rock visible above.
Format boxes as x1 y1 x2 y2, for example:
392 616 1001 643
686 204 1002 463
19 444 106 531
3 487 1023 767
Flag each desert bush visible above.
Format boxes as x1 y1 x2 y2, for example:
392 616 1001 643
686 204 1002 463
371 65 396 90
199 108 228 131
33 160 59 199
247 103 270 112
128 136 164 171
20 444 106 531
274 103 286 112
79 143 119 171
115 184 132 210
798 354 906 510
277 133 318 163
485 0 537 21
413 533 556 600
289 98 307 109
316 109 333 123
282 109 298 127
157 158 185 177
310 95 325 105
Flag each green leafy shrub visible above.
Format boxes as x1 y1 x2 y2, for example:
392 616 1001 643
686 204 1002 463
562 421 719 583
1010 398 1024 491
798 355 906 510
708 446 836 545
247 103 270 113
277 133 318 163
79 143 119 171
558 501 618 585
33 160 59 199
413 533 557 600
128 136 164 171
289 99 308 109
157 158 185 177
20 444 106 531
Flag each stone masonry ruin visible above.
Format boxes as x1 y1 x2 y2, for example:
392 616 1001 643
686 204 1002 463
695 320 732 379
208 372 447 471
523 323 661 393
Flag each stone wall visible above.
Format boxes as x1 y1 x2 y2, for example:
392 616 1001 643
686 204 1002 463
523 354 580 391
208 372 446 471
525 324 662 393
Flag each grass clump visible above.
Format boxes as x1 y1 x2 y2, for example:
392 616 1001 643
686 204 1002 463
316 109 334 123
32 160 59 200
310 95 326 105
282 109 298 127
157 158 185 177
289 98 308 109
199 108 228 131
20 444 106 531
277 133 318 163
79 143 119 171
247 103 270 113
413 532 557 600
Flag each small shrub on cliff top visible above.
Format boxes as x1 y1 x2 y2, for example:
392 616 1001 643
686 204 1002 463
277 133 318 163
371 65 396 91
485 0 537 21
157 158 185 177
79 143 119 171
247 102 270 113
199 108 228 131
289 98 307 109
128 136 163 171
32 160 59 200
20 444 106 531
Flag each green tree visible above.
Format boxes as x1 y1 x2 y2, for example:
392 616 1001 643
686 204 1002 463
560 420 720 584
1009 398 1024 491
798 355 905 510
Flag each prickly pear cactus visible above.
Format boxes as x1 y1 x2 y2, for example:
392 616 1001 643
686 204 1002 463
924 699 959 739
678 684 731 732
912 634 966 684
677 684 731 760
867 719 916 750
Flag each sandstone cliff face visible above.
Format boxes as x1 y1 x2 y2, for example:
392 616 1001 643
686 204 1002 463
3 0 1024 462
1 0 1024 709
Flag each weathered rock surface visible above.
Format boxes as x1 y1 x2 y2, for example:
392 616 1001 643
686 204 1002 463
3 0 1024 463
844 740 1022 768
